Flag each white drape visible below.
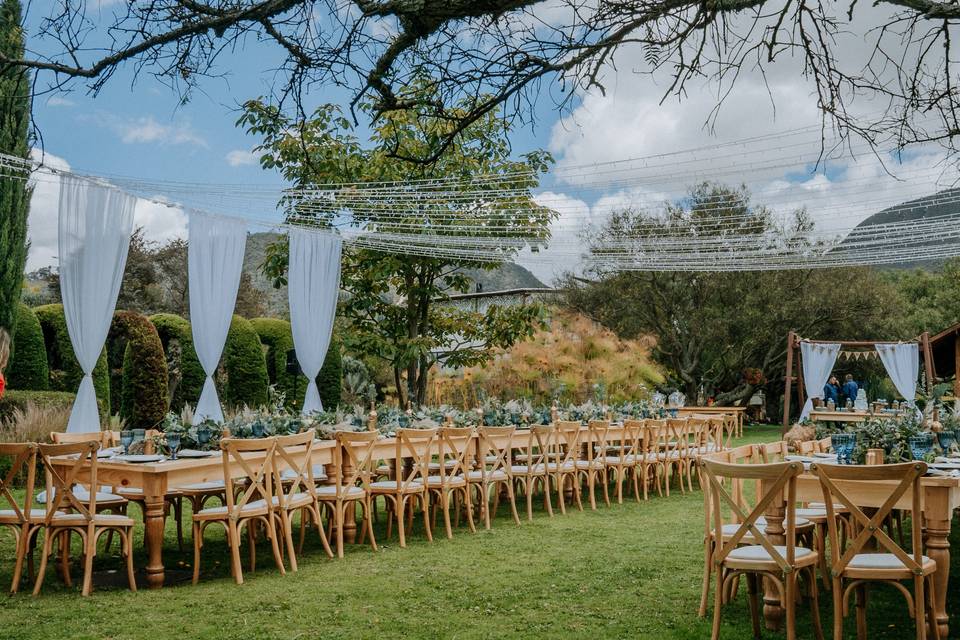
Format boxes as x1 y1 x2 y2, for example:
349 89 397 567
799 341 841 421
875 343 920 416
288 228 343 414
59 176 136 433
188 212 247 423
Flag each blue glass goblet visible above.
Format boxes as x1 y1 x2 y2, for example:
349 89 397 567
938 430 957 453
120 430 134 454
908 433 934 461
165 431 181 460
196 425 211 446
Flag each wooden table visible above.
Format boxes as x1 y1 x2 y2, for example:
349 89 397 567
53 424 634 589
760 472 960 638
677 406 747 436
808 410 870 424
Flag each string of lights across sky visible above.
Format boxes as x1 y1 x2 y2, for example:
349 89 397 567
3 120 960 272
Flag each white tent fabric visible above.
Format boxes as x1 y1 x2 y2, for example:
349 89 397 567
799 341 841 420
59 176 136 433
188 212 247 423
288 228 343 414
875 343 921 416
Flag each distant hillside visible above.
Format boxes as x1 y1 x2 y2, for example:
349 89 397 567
243 233 547 315
847 188 960 269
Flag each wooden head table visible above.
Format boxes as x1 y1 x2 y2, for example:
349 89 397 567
52 424 637 589
760 471 960 639
677 406 746 437
807 410 871 424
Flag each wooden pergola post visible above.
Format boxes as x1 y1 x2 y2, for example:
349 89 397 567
782 331 795 434
921 331 934 394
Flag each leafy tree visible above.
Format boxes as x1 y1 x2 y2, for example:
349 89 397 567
108 311 169 429
563 183 902 410
881 259 960 335
0 0 30 336
241 89 554 405
7 2 960 164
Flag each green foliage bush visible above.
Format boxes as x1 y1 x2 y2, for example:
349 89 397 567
250 317 343 410
0 389 75 420
33 304 109 411
6 303 49 390
222 315 269 408
149 313 204 412
108 311 168 429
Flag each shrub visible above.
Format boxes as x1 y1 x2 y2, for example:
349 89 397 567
0 389 76 420
6 303 48 390
33 304 110 411
150 313 204 412
108 311 169 429
0 399 72 486
222 315 269 409
250 317 343 410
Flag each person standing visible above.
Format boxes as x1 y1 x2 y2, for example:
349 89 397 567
823 375 840 406
842 373 859 406
0 328 9 400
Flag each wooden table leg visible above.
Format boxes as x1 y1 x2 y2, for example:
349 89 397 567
924 511 951 639
761 480 785 631
340 452 357 544
143 477 167 589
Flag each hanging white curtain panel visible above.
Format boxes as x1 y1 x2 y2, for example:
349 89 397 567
799 341 841 421
188 211 247 423
875 343 921 417
59 176 136 433
287 227 343 414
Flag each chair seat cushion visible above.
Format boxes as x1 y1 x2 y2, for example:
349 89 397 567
846 553 936 573
0 508 48 521
467 469 508 482
427 460 460 471
511 464 546 475
194 501 270 519
177 481 226 493
369 480 424 493
36 488 127 506
727 545 816 564
544 462 576 472
603 455 637 465
423 475 466 486
281 465 328 481
794 508 828 520
49 513 135 527
315 485 365 499
575 460 604 470
721 517 812 538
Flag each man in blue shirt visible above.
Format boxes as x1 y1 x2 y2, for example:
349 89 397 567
842 374 859 405
823 376 840 405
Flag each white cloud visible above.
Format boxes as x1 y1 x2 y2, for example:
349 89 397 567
83 112 208 148
25 151 189 271
45 96 74 108
225 149 259 167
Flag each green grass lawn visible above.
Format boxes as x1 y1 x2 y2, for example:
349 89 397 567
0 424 956 639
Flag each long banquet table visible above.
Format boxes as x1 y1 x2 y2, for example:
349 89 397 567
52 424 639 589
759 470 960 639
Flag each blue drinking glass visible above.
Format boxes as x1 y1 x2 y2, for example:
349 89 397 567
908 433 934 461
938 430 957 452
120 430 133 454
165 432 181 460
196 425 211 446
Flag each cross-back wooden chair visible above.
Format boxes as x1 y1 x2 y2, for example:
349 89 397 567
705 417 726 453
192 436 284 585
318 430 379 557
271 429 333 571
640 419 670 497
665 418 692 493
700 457 823 640
470 426 520 529
33 441 137 596
550 421 583 513
812 461 940 640
576 420 610 509
606 419 642 503
370 428 436 548
426 426 475 537
0 443 39 593
513 425 554 521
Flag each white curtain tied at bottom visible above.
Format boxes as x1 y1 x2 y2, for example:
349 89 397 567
288 228 343 414
59 176 136 433
799 341 841 421
188 212 247 424
875 343 921 419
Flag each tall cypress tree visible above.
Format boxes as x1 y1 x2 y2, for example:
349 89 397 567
0 0 31 336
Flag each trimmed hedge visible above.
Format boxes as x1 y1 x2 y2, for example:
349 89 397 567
6 303 49 390
250 318 342 410
149 313 205 412
34 304 109 411
222 315 269 409
108 311 168 429
0 389 76 420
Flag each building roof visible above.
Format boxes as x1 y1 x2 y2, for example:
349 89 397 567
929 321 960 379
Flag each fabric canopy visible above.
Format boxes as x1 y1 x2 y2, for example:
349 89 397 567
875 343 921 417
188 212 247 423
799 341 841 420
59 176 136 433
288 228 343 414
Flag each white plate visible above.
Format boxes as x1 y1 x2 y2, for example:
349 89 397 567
96 449 115 458
931 462 960 471
812 452 836 459
114 454 165 464
177 449 214 458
